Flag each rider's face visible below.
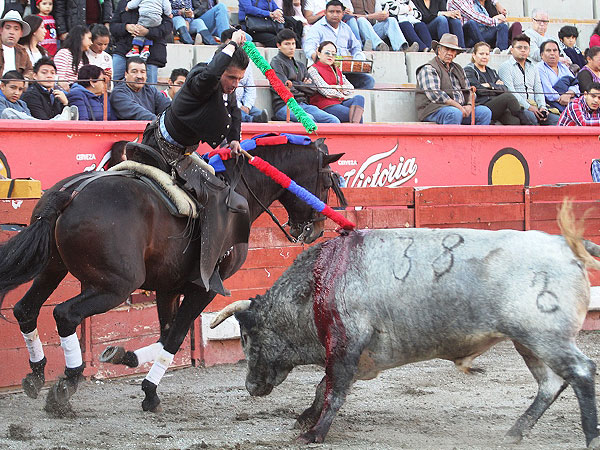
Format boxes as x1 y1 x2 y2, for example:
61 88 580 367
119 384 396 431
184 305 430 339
220 66 245 95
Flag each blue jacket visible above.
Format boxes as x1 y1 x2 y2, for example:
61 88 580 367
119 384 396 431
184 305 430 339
67 83 115 121
0 91 32 116
110 80 171 120
238 0 279 23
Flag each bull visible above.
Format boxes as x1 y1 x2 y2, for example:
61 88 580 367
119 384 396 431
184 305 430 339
211 203 600 447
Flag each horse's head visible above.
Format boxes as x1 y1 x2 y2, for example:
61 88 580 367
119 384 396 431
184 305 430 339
278 138 344 244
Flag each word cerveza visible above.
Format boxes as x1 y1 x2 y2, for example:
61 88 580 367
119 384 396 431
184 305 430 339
342 143 417 188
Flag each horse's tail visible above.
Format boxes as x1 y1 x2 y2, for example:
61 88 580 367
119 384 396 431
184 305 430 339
0 190 72 308
558 198 600 271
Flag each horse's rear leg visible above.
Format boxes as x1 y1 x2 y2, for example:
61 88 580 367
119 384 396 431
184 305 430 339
13 256 67 399
100 291 180 368
141 285 214 412
45 287 132 417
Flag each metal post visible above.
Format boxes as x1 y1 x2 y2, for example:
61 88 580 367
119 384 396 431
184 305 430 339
102 78 108 121
470 86 476 125
286 105 291 123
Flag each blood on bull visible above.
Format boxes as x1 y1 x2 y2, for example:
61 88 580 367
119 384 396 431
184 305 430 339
212 201 600 447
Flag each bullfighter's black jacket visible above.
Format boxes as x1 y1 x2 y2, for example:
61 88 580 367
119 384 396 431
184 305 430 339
163 50 242 149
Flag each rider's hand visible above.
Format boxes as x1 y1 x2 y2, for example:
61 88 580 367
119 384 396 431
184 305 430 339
231 29 246 46
229 140 242 156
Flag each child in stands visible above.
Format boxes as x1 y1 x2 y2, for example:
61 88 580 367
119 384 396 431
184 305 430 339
36 0 58 56
558 25 585 74
125 0 172 60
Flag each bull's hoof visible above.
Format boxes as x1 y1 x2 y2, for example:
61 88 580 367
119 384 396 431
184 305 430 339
297 430 324 444
503 431 523 445
294 413 318 431
141 379 162 412
588 436 600 449
467 366 486 374
22 372 45 399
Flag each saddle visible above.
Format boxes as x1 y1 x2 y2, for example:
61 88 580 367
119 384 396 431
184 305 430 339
123 142 250 297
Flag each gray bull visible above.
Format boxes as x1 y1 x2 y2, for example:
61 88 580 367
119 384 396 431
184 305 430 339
211 204 600 447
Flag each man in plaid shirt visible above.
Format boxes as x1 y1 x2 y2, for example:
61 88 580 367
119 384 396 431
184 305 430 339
558 83 600 126
415 33 492 124
446 0 508 50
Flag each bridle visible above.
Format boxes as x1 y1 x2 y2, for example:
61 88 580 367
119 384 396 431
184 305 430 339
240 146 347 243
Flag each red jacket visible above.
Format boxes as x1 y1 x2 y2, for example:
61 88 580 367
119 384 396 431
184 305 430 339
309 61 344 110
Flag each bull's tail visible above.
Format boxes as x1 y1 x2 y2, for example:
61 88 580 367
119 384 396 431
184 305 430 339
0 190 72 310
558 199 600 271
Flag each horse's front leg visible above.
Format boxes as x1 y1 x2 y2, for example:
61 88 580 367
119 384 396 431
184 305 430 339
100 291 181 368
141 285 215 412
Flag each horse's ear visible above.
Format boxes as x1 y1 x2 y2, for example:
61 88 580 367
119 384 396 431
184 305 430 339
322 153 344 166
314 137 326 148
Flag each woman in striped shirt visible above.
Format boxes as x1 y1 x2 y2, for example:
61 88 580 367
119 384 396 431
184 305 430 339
53 25 92 91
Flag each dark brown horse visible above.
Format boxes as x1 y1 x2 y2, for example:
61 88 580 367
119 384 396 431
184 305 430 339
0 138 343 415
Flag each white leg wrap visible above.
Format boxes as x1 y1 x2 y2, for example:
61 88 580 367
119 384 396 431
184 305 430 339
145 350 174 386
134 342 164 365
22 329 45 363
60 333 83 368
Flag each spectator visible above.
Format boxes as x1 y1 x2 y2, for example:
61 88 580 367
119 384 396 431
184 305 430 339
303 0 375 89
271 29 339 122
19 15 48 65
54 25 92 90
239 0 284 47
0 11 33 78
162 67 188 100
86 24 113 79
558 82 600 126
578 46 600 93
2 0 26 17
379 0 432 51
111 0 173 84
21 56 79 119
125 0 171 56
349 0 413 52
35 0 58 56
110 56 170 119
171 0 194 44
523 8 565 63
415 33 491 124
67 64 114 120
190 0 231 45
412 0 464 48
590 21 600 49
498 34 556 125
308 40 365 122
558 26 585 72
303 0 381 52
54 0 112 41
275 0 305 40
0 70 39 119
107 140 129 168
446 0 508 51
480 0 521 43
464 41 523 125
537 39 579 114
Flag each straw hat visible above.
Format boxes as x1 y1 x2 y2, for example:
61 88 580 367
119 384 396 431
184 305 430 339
0 11 31 37
431 33 465 53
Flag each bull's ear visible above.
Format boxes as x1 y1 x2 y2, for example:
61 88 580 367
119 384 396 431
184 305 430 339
314 137 326 149
322 153 344 166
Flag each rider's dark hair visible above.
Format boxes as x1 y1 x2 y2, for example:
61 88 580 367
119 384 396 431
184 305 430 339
215 43 249 70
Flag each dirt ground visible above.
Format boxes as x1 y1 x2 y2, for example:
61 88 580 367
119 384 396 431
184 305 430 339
2 332 600 450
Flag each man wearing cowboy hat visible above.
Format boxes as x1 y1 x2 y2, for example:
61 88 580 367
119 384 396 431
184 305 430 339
0 10 33 79
415 33 492 125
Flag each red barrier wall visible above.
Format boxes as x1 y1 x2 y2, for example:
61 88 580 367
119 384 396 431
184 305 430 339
0 121 597 189
2 183 600 390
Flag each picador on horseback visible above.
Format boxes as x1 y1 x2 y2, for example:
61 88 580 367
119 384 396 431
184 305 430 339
136 29 251 296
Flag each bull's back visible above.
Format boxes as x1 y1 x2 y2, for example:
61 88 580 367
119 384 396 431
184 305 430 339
335 228 589 366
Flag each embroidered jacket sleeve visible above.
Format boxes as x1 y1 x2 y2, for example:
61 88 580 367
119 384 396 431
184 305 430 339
446 0 497 26
307 66 345 99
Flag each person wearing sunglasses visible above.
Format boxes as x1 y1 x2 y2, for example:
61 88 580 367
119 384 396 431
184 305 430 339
307 40 365 122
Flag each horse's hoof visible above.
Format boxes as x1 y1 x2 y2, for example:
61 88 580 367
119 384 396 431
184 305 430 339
503 432 523 445
294 415 318 431
44 384 76 418
99 346 126 364
142 396 162 412
22 372 45 399
296 430 324 444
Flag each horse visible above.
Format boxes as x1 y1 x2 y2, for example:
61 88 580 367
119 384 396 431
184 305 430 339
0 137 344 416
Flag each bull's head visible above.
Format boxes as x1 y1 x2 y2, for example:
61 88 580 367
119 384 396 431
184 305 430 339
210 299 295 396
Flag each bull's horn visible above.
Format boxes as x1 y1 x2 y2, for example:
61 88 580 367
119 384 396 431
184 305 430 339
210 300 251 329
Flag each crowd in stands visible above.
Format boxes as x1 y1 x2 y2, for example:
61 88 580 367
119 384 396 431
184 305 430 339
0 0 600 125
